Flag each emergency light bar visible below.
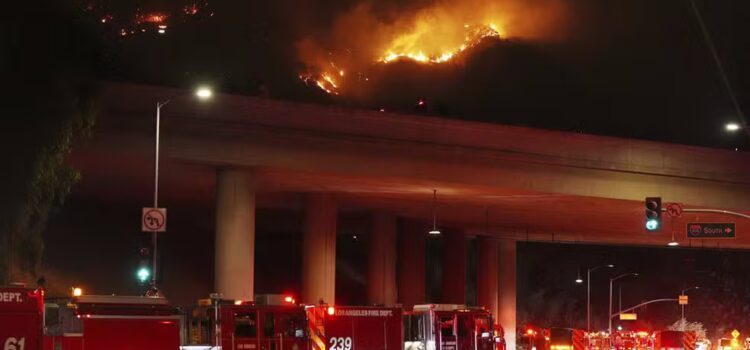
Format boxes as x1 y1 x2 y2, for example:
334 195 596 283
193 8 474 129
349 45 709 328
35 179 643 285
413 304 467 312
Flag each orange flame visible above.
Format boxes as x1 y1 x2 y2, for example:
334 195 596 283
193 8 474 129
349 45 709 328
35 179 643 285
296 0 569 95
379 23 503 64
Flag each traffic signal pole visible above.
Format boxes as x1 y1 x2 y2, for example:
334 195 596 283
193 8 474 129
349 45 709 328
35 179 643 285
610 298 678 321
671 208 750 220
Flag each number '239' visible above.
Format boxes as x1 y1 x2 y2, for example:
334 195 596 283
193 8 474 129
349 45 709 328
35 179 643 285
329 336 352 350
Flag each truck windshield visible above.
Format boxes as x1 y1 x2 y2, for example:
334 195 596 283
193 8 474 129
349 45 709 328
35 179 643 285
550 328 573 345
234 312 258 338
440 316 455 338
404 314 426 341
279 313 306 338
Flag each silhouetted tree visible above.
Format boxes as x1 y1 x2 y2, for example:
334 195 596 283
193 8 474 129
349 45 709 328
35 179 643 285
0 0 98 283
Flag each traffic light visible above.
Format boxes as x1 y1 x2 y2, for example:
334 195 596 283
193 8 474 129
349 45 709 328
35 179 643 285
137 246 152 284
645 197 662 232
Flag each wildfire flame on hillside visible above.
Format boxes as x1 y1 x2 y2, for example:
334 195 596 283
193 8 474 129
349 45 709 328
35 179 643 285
297 0 569 95
379 23 503 64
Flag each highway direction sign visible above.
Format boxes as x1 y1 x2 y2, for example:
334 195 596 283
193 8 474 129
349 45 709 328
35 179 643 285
687 223 735 238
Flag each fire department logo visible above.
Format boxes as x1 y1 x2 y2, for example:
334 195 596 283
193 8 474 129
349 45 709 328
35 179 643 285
3 337 25 350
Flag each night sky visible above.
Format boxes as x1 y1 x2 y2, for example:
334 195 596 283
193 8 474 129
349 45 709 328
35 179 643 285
69 0 750 149
5 0 750 339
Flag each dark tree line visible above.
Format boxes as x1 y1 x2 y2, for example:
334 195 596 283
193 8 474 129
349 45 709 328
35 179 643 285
0 0 99 284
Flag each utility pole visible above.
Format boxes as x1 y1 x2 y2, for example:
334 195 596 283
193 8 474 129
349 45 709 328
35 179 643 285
609 272 638 334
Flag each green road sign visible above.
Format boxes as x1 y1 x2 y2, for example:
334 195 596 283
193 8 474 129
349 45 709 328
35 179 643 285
687 223 735 238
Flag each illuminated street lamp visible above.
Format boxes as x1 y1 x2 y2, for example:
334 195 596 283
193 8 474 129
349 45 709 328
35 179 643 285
196 86 213 99
725 122 741 132
428 189 441 235
609 272 638 334
150 86 213 289
586 264 614 332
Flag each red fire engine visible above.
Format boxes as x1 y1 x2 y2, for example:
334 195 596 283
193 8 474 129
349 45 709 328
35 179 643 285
185 294 309 350
186 296 502 350
0 286 44 350
185 295 403 350
404 304 500 350
0 285 181 350
2 284 504 350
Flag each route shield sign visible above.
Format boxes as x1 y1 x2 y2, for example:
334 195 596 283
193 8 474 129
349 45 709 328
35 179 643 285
687 223 735 238
142 207 167 232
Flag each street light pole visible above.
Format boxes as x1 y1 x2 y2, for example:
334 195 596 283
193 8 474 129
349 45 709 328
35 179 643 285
149 86 212 290
151 100 169 288
609 272 638 334
587 264 614 332
680 286 700 330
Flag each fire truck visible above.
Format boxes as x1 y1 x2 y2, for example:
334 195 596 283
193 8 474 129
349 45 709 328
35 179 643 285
1 286 44 350
185 294 310 350
0 285 182 350
184 294 402 350
654 330 697 350
404 304 500 350
186 297 502 350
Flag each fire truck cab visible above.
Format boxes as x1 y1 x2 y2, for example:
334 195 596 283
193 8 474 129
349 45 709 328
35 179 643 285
404 304 497 350
44 293 182 350
0 286 44 350
0 285 182 350
185 294 307 350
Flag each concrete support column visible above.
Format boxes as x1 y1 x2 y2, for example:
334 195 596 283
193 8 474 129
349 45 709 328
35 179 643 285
398 218 426 308
367 213 397 305
301 193 337 305
477 236 499 319
214 169 255 301
441 229 467 304
498 239 517 350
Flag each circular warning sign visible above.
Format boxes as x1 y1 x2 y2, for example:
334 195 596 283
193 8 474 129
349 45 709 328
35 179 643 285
666 203 683 218
142 208 167 232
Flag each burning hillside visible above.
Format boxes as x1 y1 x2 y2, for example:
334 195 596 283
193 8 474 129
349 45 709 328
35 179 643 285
296 0 569 96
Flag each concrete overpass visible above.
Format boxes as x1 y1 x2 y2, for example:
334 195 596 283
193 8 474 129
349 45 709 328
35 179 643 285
69 83 750 347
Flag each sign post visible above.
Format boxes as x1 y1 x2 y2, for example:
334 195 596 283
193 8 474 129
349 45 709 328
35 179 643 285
687 223 735 239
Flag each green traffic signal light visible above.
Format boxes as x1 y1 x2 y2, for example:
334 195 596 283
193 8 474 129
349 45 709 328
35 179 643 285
137 267 151 283
645 197 662 232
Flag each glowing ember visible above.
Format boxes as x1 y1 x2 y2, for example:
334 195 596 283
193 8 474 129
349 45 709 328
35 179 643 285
184 4 200 15
300 71 340 95
379 24 502 64
143 13 166 23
